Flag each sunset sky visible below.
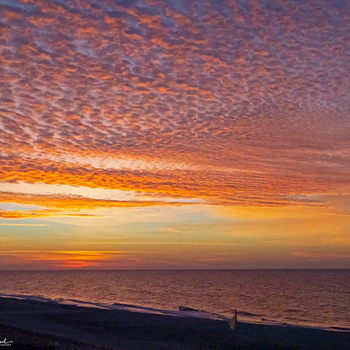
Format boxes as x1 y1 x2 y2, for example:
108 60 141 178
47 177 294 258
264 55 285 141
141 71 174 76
0 0 349 269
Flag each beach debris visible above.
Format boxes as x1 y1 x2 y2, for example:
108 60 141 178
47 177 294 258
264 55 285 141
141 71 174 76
229 310 237 330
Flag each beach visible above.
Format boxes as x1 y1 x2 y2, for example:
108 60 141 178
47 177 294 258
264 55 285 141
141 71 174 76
0 297 349 350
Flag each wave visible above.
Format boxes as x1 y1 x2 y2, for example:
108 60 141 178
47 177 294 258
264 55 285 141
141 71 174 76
111 302 228 320
0 293 111 310
330 326 350 332
0 292 53 303
0 293 226 320
221 309 264 318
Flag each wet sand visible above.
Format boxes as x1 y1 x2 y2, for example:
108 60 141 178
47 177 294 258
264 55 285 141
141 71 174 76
0 297 349 350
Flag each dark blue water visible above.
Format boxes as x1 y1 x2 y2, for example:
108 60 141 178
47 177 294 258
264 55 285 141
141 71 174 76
0 270 349 331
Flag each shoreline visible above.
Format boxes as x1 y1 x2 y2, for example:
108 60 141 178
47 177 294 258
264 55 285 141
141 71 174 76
0 292 348 333
0 297 349 349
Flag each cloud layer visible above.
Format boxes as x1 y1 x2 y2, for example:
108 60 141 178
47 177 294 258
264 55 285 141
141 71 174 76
1 0 350 212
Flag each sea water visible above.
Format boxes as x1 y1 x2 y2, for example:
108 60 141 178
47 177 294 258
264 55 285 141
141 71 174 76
0 269 349 331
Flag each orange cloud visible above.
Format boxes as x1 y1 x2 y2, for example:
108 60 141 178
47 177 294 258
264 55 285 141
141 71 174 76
0 0 349 210
0 190 196 219
0 155 332 208
0 250 134 269
0 209 98 219
0 223 48 226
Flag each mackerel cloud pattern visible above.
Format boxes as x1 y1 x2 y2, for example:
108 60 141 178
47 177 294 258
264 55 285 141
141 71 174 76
0 0 350 212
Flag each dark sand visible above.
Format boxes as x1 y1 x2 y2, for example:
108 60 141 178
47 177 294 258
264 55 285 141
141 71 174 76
0 297 348 350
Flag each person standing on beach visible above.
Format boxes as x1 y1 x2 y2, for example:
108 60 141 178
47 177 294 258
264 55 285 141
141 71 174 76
229 310 238 330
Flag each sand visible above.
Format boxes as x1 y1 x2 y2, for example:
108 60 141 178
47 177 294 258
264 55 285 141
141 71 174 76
0 297 348 350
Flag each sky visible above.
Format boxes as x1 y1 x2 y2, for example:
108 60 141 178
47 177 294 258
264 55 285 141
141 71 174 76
0 0 349 269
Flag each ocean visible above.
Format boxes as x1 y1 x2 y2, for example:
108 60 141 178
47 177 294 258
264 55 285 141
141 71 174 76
0 269 349 332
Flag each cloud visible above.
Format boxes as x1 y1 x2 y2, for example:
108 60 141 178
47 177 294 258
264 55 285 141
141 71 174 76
0 250 136 269
0 223 48 226
0 0 349 209
291 251 350 261
163 227 191 234
0 209 100 219
0 190 196 219
0 156 332 207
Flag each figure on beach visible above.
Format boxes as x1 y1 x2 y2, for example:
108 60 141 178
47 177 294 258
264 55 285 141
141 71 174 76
229 310 237 330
